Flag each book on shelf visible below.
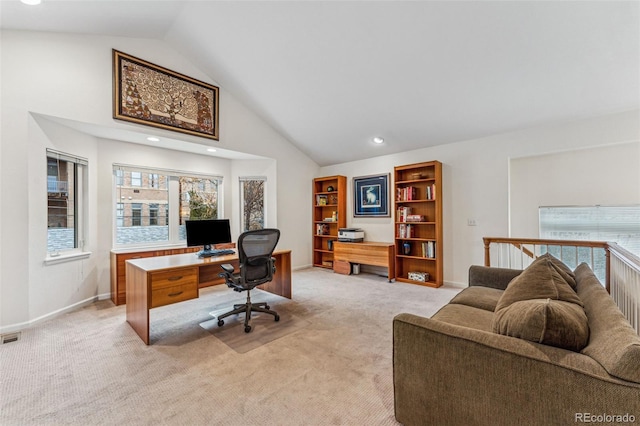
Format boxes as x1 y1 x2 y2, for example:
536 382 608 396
406 214 426 222
398 223 415 238
426 183 436 200
421 241 436 258
396 186 417 201
397 206 412 222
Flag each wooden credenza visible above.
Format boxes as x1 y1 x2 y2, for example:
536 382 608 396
333 241 395 281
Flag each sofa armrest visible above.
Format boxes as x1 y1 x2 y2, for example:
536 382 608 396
468 265 522 290
393 313 640 426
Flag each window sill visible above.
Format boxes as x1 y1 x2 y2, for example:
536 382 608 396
44 251 92 266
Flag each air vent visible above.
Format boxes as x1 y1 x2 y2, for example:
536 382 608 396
1 332 21 344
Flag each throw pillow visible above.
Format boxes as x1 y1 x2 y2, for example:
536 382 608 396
495 257 582 312
536 253 577 289
492 298 590 351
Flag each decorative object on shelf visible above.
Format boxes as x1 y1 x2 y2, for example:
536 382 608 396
408 271 430 282
353 173 390 217
316 194 328 206
327 186 334 192
113 50 219 140
403 242 411 255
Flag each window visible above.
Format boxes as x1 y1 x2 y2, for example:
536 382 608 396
149 203 159 225
539 205 640 281
47 149 88 255
131 171 142 187
115 169 123 186
114 165 222 247
540 205 640 256
240 177 266 231
131 203 142 226
149 173 159 189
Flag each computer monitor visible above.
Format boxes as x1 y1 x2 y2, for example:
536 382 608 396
185 219 232 256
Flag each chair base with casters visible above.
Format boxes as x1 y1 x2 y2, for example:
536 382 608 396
215 288 279 333
216 228 282 333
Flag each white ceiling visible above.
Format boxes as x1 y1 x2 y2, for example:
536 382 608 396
1 0 639 166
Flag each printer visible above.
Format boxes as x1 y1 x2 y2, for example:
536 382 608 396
338 228 364 242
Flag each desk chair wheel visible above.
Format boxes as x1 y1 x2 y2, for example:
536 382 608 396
245 325 252 333
218 319 224 327
274 314 280 322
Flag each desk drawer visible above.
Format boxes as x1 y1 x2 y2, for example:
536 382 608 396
151 283 198 308
150 267 198 290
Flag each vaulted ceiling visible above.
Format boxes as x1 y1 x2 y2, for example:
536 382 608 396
2 1 638 166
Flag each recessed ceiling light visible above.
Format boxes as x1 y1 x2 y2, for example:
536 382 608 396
372 137 384 144
207 148 217 152
21 0 41 5
146 137 160 142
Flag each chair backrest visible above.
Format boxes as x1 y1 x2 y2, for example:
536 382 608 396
238 229 281 285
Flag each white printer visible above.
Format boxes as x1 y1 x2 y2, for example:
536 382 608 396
338 228 365 242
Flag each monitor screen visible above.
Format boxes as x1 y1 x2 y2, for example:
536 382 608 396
185 219 232 251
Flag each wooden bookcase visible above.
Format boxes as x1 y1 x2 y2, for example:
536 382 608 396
393 161 443 287
313 175 346 269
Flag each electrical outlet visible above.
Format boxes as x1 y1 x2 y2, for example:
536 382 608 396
467 219 477 226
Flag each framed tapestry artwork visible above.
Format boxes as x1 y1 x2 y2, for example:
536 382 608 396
353 173 390 217
113 49 219 140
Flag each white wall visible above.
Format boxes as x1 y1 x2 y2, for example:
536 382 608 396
0 30 318 331
510 141 640 237
320 110 640 286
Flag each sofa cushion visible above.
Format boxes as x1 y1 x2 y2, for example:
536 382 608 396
495 257 582 312
431 303 495 333
536 253 577 289
492 298 590 351
449 286 504 312
575 263 640 383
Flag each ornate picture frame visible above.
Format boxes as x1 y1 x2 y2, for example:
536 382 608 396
353 173 390 217
113 50 219 140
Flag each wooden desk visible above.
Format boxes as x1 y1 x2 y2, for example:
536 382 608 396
126 249 292 344
333 241 395 281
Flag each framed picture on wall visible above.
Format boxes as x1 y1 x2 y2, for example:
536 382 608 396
113 49 219 140
353 173 390 217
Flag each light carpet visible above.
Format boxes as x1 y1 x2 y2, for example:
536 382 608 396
0 268 461 425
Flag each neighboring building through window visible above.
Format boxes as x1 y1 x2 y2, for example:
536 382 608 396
240 177 266 231
47 149 88 255
114 165 221 246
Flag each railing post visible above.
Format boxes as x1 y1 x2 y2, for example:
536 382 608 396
605 244 611 293
483 237 491 267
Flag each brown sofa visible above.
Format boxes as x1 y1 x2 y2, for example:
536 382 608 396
393 256 640 426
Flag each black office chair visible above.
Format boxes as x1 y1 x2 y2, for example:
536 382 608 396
216 229 281 333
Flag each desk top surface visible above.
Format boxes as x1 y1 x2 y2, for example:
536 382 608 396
126 249 291 272
334 241 394 247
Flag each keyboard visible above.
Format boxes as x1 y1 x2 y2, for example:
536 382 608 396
198 249 235 258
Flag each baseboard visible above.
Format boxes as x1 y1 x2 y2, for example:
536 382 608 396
0 292 111 334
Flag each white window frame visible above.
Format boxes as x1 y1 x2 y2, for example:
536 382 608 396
113 164 223 248
45 149 89 263
239 176 266 232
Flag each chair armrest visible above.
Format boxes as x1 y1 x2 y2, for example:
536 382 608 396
468 265 522 290
220 263 235 274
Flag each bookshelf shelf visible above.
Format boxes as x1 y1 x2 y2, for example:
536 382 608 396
394 161 443 287
313 175 346 269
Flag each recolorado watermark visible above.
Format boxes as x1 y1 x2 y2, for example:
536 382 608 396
575 413 636 423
